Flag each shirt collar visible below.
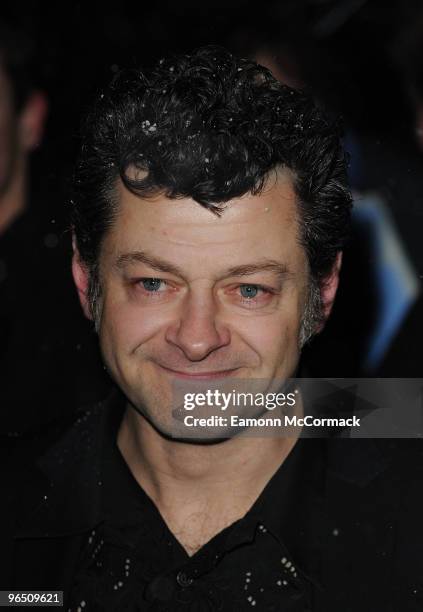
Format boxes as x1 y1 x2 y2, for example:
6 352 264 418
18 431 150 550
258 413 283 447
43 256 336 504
221 438 326 588
14 387 392 544
222 432 393 588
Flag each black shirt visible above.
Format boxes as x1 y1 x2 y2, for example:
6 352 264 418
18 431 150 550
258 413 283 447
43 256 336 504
68 397 325 611
9 391 422 611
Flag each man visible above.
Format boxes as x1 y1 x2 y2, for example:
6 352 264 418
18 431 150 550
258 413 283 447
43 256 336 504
4 46 423 611
0 24 46 234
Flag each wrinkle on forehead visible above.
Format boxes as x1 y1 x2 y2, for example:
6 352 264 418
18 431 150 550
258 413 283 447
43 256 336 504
103 169 304 277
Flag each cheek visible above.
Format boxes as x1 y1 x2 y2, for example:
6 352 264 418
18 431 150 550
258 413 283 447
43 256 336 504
238 317 300 359
100 286 176 354
99 289 171 353
229 297 304 359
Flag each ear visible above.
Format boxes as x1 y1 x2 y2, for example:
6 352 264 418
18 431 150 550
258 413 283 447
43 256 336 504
315 252 342 333
72 237 93 321
18 91 48 152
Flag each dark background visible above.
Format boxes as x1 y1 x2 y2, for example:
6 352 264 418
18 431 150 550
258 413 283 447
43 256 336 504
10 0 423 179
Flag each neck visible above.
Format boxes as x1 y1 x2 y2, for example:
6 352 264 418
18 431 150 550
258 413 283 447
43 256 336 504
117 406 298 554
0 157 27 235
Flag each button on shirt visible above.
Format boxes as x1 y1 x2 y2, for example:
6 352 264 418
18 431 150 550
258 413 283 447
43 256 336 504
68 402 324 611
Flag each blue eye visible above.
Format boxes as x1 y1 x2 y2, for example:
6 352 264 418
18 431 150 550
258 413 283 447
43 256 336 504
240 284 259 299
141 278 163 292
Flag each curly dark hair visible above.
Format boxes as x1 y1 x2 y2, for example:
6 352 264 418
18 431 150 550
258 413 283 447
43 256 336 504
72 45 352 288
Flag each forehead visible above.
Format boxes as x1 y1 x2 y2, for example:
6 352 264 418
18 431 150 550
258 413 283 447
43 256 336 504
102 171 307 275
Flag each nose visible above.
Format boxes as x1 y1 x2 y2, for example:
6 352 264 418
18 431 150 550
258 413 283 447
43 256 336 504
165 289 230 362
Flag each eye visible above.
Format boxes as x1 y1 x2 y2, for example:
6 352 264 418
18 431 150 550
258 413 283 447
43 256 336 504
140 278 166 292
239 284 261 299
233 283 277 309
130 277 178 303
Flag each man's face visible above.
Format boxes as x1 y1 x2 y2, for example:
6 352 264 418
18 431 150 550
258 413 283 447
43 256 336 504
81 172 313 434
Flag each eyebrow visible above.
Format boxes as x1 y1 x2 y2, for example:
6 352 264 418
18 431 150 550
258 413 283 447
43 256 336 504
115 251 182 276
115 250 292 280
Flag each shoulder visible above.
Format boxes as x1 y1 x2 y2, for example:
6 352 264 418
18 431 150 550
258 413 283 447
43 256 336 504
1 391 126 518
321 437 423 609
3 402 105 477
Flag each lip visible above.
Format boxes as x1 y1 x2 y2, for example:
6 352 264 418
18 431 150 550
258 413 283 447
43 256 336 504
157 364 240 380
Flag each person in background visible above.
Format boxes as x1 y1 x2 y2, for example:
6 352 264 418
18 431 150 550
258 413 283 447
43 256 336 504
0 20 109 454
0 24 47 233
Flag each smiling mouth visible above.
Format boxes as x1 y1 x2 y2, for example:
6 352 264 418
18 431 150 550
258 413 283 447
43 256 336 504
157 365 240 380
